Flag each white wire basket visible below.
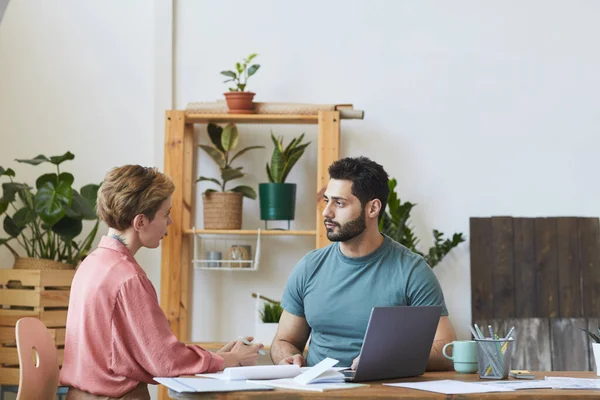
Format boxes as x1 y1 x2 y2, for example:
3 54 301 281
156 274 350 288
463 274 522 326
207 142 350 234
192 228 261 271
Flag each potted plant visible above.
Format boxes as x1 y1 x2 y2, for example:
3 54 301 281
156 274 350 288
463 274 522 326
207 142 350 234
581 327 600 375
259 132 310 228
196 123 264 229
379 178 465 267
253 293 283 347
0 151 100 269
220 53 260 114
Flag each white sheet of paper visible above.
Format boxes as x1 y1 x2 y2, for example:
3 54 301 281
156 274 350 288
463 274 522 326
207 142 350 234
478 380 554 390
545 376 600 389
247 378 367 392
197 365 301 380
384 380 515 394
154 377 273 393
293 357 341 385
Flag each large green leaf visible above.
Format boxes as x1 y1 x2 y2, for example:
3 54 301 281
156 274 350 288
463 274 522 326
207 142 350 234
36 172 74 190
67 190 96 220
229 146 264 164
198 145 226 168
195 176 222 187
34 181 72 226
52 216 82 240
2 182 29 203
80 184 99 209
17 186 35 210
0 200 8 215
221 168 245 183
230 185 257 199
15 154 50 165
0 167 15 177
247 64 260 77
207 123 225 152
3 215 22 237
49 151 75 165
284 133 305 156
12 207 37 227
281 142 311 183
221 124 239 152
269 133 284 183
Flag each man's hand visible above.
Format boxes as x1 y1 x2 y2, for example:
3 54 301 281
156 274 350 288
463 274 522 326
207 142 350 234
278 353 304 367
351 355 360 370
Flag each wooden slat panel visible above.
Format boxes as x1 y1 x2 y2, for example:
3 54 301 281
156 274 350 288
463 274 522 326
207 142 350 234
0 289 41 307
580 218 600 317
39 270 75 287
0 366 19 385
470 218 493 320
316 111 340 249
508 318 552 371
53 327 66 346
557 217 582 318
588 318 599 372
535 218 559 318
0 309 39 326
0 270 42 287
513 218 536 318
185 113 319 125
179 122 194 342
491 217 515 318
0 327 15 345
40 310 68 328
161 110 186 338
39 290 70 307
551 318 589 370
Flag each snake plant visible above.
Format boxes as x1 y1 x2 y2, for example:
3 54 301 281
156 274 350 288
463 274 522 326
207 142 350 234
265 132 311 183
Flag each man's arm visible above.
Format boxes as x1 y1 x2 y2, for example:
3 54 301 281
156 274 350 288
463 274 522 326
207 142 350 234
270 310 311 366
426 316 457 371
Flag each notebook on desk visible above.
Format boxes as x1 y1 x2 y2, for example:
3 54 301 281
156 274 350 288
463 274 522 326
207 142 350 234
341 306 442 382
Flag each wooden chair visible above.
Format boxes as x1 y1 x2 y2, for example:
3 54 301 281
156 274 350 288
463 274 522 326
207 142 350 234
14 317 60 400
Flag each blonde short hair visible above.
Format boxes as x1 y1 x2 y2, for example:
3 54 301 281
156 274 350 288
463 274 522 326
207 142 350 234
97 165 175 230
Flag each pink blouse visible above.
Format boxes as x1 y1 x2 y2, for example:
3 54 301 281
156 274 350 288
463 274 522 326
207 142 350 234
60 236 224 396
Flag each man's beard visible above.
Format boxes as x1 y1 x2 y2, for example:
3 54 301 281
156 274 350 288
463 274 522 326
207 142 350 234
325 209 367 242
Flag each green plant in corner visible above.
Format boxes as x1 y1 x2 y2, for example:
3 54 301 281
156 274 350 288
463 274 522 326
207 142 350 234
220 53 260 92
378 178 465 268
196 123 264 199
260 300 283 323
0 151 100 265
266 132 311 183
581 326 600 343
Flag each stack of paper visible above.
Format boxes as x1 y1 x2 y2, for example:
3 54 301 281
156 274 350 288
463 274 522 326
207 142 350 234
248 357 368 392
154 377 273 394
384 380 515 394
198 365 302 381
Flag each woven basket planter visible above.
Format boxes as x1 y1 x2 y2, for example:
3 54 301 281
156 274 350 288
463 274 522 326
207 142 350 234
202 192 243 230
13 256 75 270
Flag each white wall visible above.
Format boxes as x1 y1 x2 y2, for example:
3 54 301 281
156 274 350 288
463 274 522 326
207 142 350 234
176 0 600 344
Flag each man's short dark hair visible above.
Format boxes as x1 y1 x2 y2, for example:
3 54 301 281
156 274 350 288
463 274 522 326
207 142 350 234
328 156 389 222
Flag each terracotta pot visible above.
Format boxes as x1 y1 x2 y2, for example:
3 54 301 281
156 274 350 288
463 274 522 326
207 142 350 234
224 92 256 114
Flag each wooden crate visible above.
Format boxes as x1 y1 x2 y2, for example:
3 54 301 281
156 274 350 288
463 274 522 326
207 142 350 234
0 268 74 385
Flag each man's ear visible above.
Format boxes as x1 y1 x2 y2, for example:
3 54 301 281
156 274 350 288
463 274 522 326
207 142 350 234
132 214 146 232
367 199 382 220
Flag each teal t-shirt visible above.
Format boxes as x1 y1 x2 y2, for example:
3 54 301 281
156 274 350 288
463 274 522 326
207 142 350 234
281 234 448 367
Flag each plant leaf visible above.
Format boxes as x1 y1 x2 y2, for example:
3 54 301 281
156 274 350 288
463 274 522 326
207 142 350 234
221 124 239 152
198 145 226 168
220 70 237 78
230 185 257 199
207 123 225 152
230 146 264 164
49 151 75 165
195 176 222 187
281 142 310 183
67 190 97 220
34 180 72 227
266 163 273 183
0 167 15 177
36 172 74 190
235 62 243 74
247 64 260 77
246 53 258 63
0 200 8 215
12 207 37 228
2 182 29 203
222 168 245 183
80 184 100 211
52 216 83 240
237 83 246 91
3 215 22 237
15 154 50 165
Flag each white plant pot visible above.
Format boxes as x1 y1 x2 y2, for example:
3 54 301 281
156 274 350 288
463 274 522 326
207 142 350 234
593 343 600 376
255 322 278 347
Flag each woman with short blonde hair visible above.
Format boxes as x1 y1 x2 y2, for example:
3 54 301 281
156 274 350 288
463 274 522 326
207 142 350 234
61 165 262 399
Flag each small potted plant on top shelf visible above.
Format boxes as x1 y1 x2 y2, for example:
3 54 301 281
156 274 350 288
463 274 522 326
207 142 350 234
581 326 600 375
259 132 310 229
220 53 260 114
196 123 264 230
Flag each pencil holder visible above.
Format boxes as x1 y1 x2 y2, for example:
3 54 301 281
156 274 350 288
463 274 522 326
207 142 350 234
475 338 514 379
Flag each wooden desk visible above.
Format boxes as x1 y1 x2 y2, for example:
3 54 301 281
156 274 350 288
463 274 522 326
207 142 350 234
166 371 598 399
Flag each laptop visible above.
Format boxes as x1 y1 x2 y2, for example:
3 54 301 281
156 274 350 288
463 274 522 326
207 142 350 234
341 305 442 382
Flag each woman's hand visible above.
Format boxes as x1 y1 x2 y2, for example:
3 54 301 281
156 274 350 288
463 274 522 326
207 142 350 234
218 337 264 368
